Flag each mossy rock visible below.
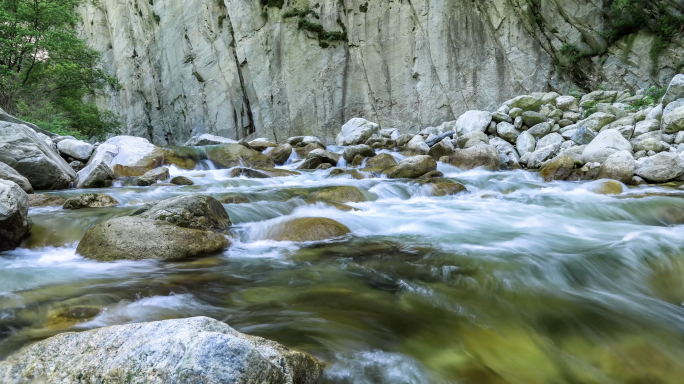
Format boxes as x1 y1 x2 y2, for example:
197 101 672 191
364 153 397 170
310 186 367 203
415 179 467 196
540 156 577 182
132 194 231 231
204 144 275 169
219 195 251 204
268 217 351 242
170 176 194 185
28 194 66 208
255 168 300 177
63 194 119 210
590 180 623 195
46 306 101 329
230 168 271 178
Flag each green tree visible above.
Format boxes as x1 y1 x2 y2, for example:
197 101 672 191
0 0 119 139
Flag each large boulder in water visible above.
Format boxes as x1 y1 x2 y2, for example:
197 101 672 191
311 186 367 203
135 167 170 186
206 143 275 169
76 216 229 261
336 118 380 146
597 150 635 184
0 122 76 190
0 161 33 194
63 193 119 210
268 143 293 165
0 316 322 384
441 144 501 171
268 217 350 242
364 153 397 170
77 143 117 188
383 155 437 178
96 136 164 176
540 156 576 182
132 194 231 231
634 152 684 182
342 144 376 162
0 180 31 251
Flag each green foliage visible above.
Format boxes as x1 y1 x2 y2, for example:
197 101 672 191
569 88 583 101
285 8 347 48
0 0 120 139
625 86 667 111
193 71 205 82
582 101 598 116
260 0 284 9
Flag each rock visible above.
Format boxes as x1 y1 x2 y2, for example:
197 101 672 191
582 130 632 164
336 118 380 146
99 136 167 176
496 122 520 143
132 194 231 231
136 167 170 186
430 182 467 196
442 144 501 171
343 144 376 162
268 217 350 242
297 157 322 170
509 107 523 119
311 186 367 203
516 131 536 155
384 155 437 178
56 139 95 162
597 150 635 184
0 161 33 194
0 180 31 251
77 216 229 261
219 195 251 204
590 180 623 195
184 134 238 146
425 131 455 147
662 106 684 134
540 156 576 181
380 128 400 139
0 122 76 190
287 136 324 147
490 137 520 169
527 122 551 138
556 96 579 112
306 149 340 166
580 91 618 107
527 143 561 169
268 143 293 165
418 170 445 179
170 175 194 185
248 139 278 152
457 130 489 149
207 143 275 169
521 111 546 127
428 138 455 160
294 142 326 158
648 104 664 121
508 95 543 111
257 168 300 177
365 137 396 149
491 112 512 124
631 131 664 152
577 112 617 132
455 110 492 135
69 161 85 172
28 194 66 207
76 159 114 189
403 134 429 155
571 126 597 145
662 74 684 106
365 153 397 169
230 168 270 178
63 193 119 209
602 116 635 131
0 316 321 383
537 132 564 148
635 152 684 182
633 119 661 136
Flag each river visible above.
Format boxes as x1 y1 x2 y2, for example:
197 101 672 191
2 146 684 383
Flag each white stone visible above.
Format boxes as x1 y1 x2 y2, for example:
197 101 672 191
336 118 380 146
662 74 684 106
581 130 632 164
57 139 95 162
455 111 492 136
635 152 684 182
516 131 536 156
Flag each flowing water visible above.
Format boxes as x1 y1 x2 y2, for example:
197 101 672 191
4 146 684 383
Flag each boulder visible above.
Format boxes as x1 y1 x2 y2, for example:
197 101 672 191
516 131 536 156
184 134 238 146
380 128 400 139
0 180 31 251
581 130 632 164
248 139 278 152
384 155 437 178
56 139 95 162
508 95 543 111
287 136 325 147
490 137 521 170
661 106 684 134
577 112 617 132
537 132 564 148
77 216 229 261
342 144 376 162
230 168 270 178
631 131 664 152
662 74 684 106
455 110 492 135
635 152 684 182
364 153 397 170
646 104 663 121
404 135 430 154
580 91 618 107
527 143 561 169
268 143 293 165
556 96 579 112
76 158 114 189
442 144 501 171
294 142 326 158
28 194 66 208
633 119 660 136
0 122 76 190
521 111 546 127
311 186 367 203
540 156 576 181
136 167 170 186
571 126 596 145
597 150 635 184
589 180 623 195
428 138 455 160
527 122 552 138
457 130 489 149
132 194 231 231
63 193 119 209
0 161 33 194
496 122 520 143
99 136 166 176
69 161 85 172
170 176 194 185
336 118 380 146
425 131 455 147
207 143 275 169
306 149 340 167
268 217 350 242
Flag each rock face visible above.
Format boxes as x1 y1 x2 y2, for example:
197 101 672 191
0 316 322 384
0 162 33 194
0 180 31 251
336 119 380 146
77 0 683 144
268 217 351 242
0 122 76 190
77 216 229 261
132 194 231 231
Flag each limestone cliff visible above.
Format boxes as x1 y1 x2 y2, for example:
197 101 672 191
78 0 684 145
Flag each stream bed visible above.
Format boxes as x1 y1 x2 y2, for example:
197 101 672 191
3 148 684 383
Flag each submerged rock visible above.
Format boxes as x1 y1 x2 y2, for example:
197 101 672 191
268 217 351 242
206 143 275 169
383 155 437 178
311 186 367 204
63 194 119 210
420 180 467 196
28 193 67 208
219 195 251 204
590 180 624 195
0 180 31 251
132 194 231 231
136 167 170 186
231 167 271 178
77 216 229 261
0 316 322 384
170 175 194 185
0 161 33 194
